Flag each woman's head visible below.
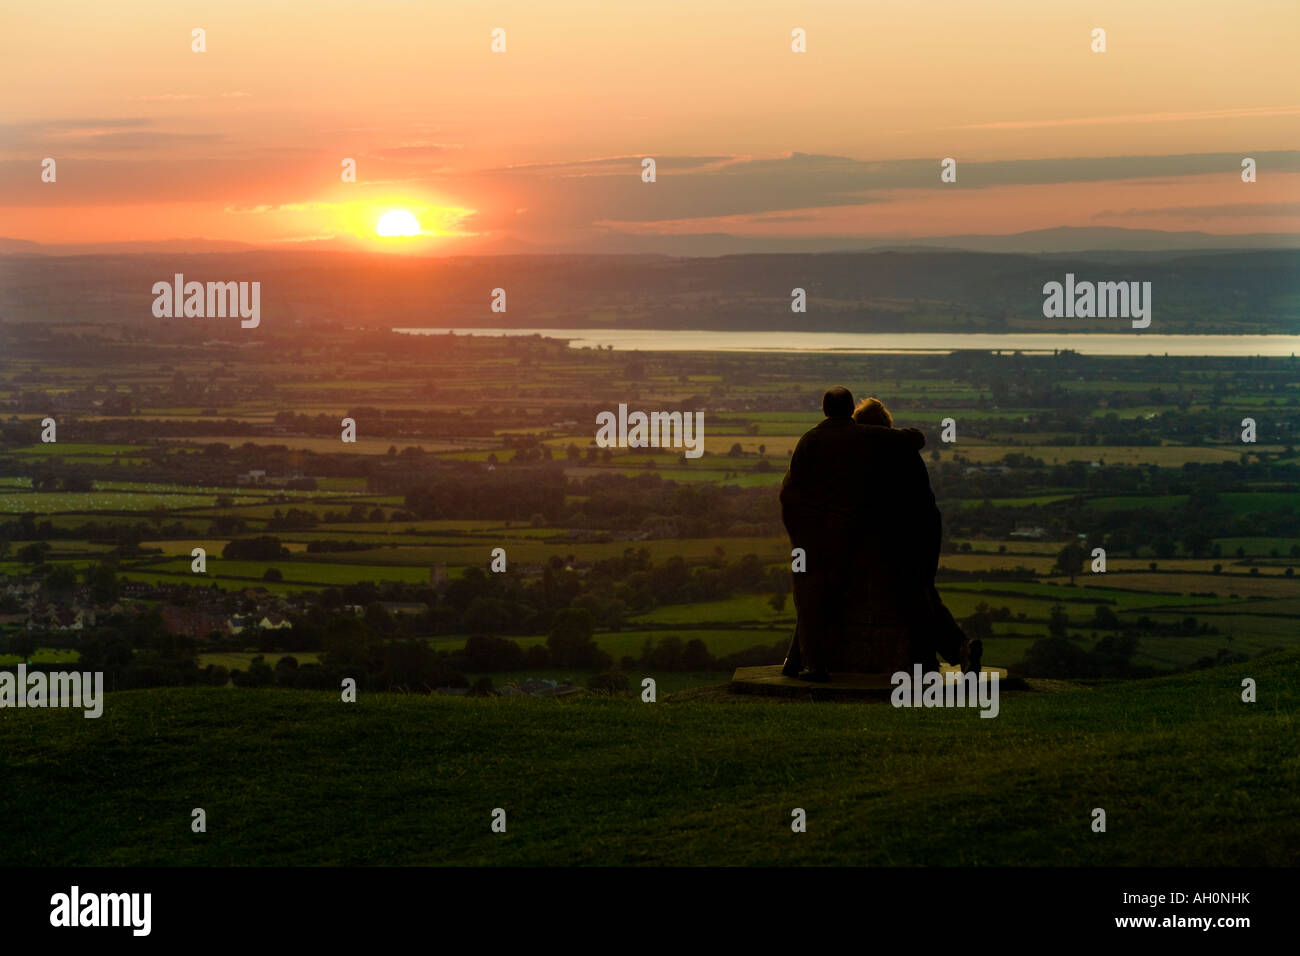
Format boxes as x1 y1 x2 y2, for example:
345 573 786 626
852 396 893 427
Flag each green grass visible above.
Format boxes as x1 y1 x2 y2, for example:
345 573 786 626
0 648 81 666
630 594 792 626
952 495 1076 509
431 628 786 661
1089 492 1299 515
8 443 145 457
1 650 1295 865
0 492 255 513
466 669 732 694
939 580 1229 611
1215 537 1300 557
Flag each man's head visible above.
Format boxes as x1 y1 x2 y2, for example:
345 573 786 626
853 396 893 427
822 386 855 419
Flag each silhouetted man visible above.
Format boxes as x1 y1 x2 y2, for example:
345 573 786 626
779 386 923 681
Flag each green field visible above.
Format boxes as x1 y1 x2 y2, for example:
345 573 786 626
431 627 786 662
128 557 436 586
0 491 260 513
1088 492 1299 514
630 594 792 626
1 650 1295 865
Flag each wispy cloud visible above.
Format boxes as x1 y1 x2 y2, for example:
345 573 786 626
943 105 1300 131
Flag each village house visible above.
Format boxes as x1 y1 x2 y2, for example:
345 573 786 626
160 604 232 640
227 612 293 635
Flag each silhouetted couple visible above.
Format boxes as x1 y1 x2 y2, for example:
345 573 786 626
779 386 980 682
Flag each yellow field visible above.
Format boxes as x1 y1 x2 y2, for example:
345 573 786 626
938 554 1058 573
937 445 1277 466
164 435 485 455
542 432 803 457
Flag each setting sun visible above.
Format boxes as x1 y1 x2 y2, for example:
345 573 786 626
376 209 422 237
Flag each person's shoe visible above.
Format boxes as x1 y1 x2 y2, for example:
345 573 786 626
797 668 830 683
963 638 984 675
780 658 800 678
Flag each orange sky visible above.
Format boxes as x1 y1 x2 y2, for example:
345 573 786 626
2 0 1297 250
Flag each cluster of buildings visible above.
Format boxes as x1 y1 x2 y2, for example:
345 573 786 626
0 580 114 633
0 576 295 642
157 604 292 640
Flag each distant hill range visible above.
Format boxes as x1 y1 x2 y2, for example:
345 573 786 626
3 226 1299 257
1 237 1297 334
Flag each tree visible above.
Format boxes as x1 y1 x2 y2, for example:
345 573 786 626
1019 636 1090 678
1053 542 1084 584
223 536 288 560
33 470 59 492
768 592 787 613
238 656 274 687
1090 604 1120 630
321 614 375 673
378 640 448 690
42 564 77 599
1182 530 1212 559
1047 603 1069 639
78 628 134 681
462 635 525 671
962 609 994 643
364 601 396 636
17 541 51 565
462 596 513 635
546 608 609 669
681 638 714 671
83 563 119 604
273 655 299 686
4 632 39 663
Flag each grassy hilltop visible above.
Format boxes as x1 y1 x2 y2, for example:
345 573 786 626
3 650 1297 867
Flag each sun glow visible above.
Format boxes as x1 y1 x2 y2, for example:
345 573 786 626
376 209 422 237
